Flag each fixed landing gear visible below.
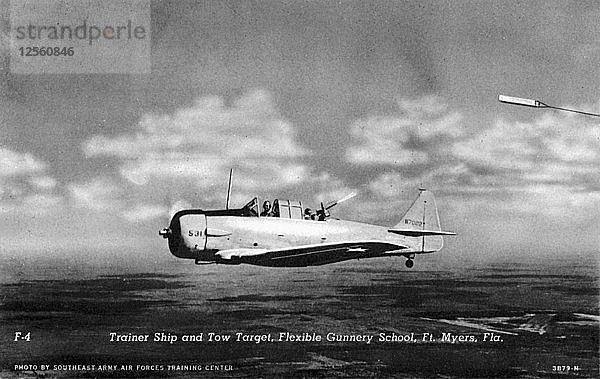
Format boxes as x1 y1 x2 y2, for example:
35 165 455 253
405 259 414 268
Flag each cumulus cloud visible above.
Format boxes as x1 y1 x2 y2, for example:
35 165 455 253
30 176 57 189
346 95 463 166
0 194 61 215
343 96 599 254
68 178 122 212
454 114 599 171
309 172 357 206
85 90 306 165
81 90 313 221
122 204 169 222
367 165 468 199
0 146 61 215
451 112 600 218
68 177 168 222
504 184 600 218
0 147 46 176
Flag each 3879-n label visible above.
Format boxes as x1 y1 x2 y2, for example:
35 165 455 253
552 365 580 373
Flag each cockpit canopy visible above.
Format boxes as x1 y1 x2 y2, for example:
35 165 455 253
242 197 305 220
272 199 303 219
241 197 260 217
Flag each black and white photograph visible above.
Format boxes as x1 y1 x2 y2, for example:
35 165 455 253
1 1 598 377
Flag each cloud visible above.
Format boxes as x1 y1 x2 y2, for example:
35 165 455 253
364 106 600 219
339 95 600 255
68 178 122 212
30 176 57 189
454 113 600 172
68 177 170 222
0 146 61 215
122 204 169 222
353 99 599 206
503 184 600 218
367 165 466 199
0 147 46 176
85 90 306 163
81 90 313 220
0 194 62 216
346 95 463 166
342 95 471 222
309 172 357 206
453 120 535 171
452 112 600 199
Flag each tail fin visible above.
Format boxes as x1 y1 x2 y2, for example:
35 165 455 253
388 189 455 252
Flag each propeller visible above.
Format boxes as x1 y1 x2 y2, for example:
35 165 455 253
317 192 357 221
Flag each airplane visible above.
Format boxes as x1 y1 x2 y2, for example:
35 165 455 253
159 174 455 268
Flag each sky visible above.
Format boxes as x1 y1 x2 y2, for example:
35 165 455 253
0 0 599 259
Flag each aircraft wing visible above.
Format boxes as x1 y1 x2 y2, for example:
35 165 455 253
215 241 408 267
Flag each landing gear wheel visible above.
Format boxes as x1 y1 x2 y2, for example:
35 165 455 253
405 259 414 268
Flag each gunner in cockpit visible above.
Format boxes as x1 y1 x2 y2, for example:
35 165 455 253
304 208 315 220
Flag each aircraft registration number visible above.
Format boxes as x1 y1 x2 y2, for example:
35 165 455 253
404 219 424 227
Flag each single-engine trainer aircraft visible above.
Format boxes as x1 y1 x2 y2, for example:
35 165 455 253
159 176 455 268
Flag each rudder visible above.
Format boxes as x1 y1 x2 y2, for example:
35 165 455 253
394 189 440 232
389 189 453 252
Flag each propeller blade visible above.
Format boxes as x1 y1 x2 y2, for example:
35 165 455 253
325 192 357 210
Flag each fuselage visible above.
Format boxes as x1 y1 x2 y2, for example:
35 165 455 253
164 209 423 263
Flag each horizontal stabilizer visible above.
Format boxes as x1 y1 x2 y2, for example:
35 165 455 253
388 228 456 237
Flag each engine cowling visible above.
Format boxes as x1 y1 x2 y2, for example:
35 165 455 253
161 210 207 259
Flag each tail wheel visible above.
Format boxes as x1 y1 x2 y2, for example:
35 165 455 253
405 259 414 268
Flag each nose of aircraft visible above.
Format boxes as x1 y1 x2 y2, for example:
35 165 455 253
161 211 208 259
160 215 189 259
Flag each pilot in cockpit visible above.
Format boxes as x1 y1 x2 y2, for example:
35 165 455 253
260 200 272 217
